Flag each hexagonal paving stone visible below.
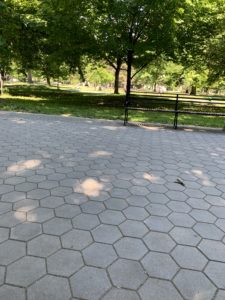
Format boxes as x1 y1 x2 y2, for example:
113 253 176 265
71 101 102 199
174 269 216 300
27 207 54 223
144 231 176 253
110 188 130 198
169 227 201 246
0 202 12 215
27 275 71 300
168 212 196 227
123 206 149 221
0 266 5 285
5 176 25 185
27 188 50 200
0 228 9 243
130 186 149 196
190 209 217 223
187 198 210 210
215 290 225 300
148 184 168 194
146 203 171 216
144 216 173 232
0 185 14 195
15 182 37 192
1 191 25 203
216 219 225 231
72 213 100 230
40 196 64 208
0 240 25 265
70 266 111 300
0 285 25 300
99 210 125 225
114 237 148 260
119 220 148 238
172 245 207 271
47 249 83 276
0 211 26 227
205 195 225 206
102 288 140 300
28 234 61 257
210 206 225 218
65 193 88 205
185 188 205 198
27 175 46 183
55 204 81 218
166 191 187 201
38 180 59 189
147 193 170 204
105 198 128 210
205 261 225 289
142 252 179 280
167 201 191 213
51 186 73 197
10 222 42 241
43 218 72 236
194 223 224 240
201 186 221 196
83 243 117 268
6 256 46 287
108 259 147 290
92 224 122 244
61 229 93 250
198 240 225 262
13 199 39 212
139 278 182 300
81 201 105 214
126 195 149 207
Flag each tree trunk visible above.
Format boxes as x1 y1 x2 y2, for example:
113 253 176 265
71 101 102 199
114 58 122 94
46 76 51 86
78 65 86 83
27 71 33 84
125 49 134 103
190 85 196 95
0 73 3 95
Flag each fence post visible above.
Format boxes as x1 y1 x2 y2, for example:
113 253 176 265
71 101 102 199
173 94 179 129
124 94 129 126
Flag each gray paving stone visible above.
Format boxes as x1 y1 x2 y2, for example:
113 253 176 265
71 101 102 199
92 224 122 244
70 266 111 300
123 206 149 221
144 231 175 252
169 212 196 227
174 269 216 300
1 191 26 203
55 204 81 218
102 288 140 300
27 175 46 183
0 227 9 243
6 256 46 287
205 261 225 289
0 285 25 300
190 209 217 223
144 216 173 232
27 207 54 222
126 195 148 207
0 184 14 195
81 201 105 214
72 213 100 230
40 196 64 208
105 197 128 210
0 240 25 265
13 199 39 212
147 193 170 204
172 245 207 270
205 196 225 206
62 229 93 250
139 278 182 300
119 220 148 238
27 275 71 300
99 210 125 225
146 203 171 216
27 189 50 200
110 188 131 198
142 252 179 279
0 202 12 215
51 186 73 197
194 223 224 240
187 197 210 210
43 217 72 235
215 290 225 300
167 201 191 213
169 227 201 246
47 249 83 276
0 211 26 227
28 234 61 257
83 243 117 267
15 182 37 192
38 180 59 189
0 266 5 285
198 239 225 262
166 190 187 201
10 222 42 241
108 259 147 290
5 176 25 185
65 192 89 205
210 206 225 218
114 237 148 260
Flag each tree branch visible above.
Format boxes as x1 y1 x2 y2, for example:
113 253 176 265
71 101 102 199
131 62 149 79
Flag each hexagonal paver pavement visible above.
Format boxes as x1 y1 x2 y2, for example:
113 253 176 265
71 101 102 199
1 112 225 299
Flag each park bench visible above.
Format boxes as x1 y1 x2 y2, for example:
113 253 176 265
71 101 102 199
124 93 225 129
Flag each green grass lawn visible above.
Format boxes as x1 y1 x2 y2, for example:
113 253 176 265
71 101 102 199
0 84 225 128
